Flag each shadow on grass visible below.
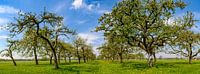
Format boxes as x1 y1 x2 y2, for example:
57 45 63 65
58 65 99 74
121 61 182 70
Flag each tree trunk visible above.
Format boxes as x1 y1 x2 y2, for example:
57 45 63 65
68 56 71 63
58 51 61 64
118 53 123 63
33 48 38 65
189 56 192 64
9 50 16 66
147 53 154 67
188 44 192 64
82 47 86 63
50 55 53 64
10 56 17 66
153 52 156 63
64 54 67 63
52 49 59 69
76 46 81 64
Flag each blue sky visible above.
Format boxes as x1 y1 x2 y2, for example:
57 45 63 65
0 0 200 58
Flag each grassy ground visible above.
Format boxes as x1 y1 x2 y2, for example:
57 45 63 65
0 59 200 74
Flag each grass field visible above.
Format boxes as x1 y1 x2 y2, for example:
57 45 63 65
0 59 200 74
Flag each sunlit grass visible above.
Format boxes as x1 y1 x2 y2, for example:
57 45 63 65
0 59 200 74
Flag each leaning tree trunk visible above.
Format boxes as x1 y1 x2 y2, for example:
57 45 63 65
10 56 17 66
9 50 16 66
33 47 38 65
36 25 59 69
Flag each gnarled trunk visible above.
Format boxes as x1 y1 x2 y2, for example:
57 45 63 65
147 53 155 67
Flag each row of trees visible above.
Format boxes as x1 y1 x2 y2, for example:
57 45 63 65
0 11 95 69
95 0 200 67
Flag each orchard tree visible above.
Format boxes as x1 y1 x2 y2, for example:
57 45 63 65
17 29 40 65
0 39 18 66
168 12 200 64
59 42 74 63
8 10 74 69
73 37 84 64
95 0 187 67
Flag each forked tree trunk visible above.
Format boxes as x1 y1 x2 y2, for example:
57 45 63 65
147 53 154 67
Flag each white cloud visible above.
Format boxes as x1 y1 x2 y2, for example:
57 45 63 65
71 0 100 11
0 35 8 40
78 32 102 44
0 5 20 14
0 18 9 25
71 0 83 9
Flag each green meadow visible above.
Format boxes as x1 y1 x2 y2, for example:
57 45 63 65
0 60 200 74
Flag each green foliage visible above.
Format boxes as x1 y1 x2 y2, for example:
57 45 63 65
95 0 188 67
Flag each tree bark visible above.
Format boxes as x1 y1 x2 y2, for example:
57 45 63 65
9 50 16 66
76 46 81 64
64 54 67 63
10 56 17 66
33 47 38 65
153 52 156 64
118 53 123 63
36 23 59 69
50 55 53 64
68 56 71 63
188 44 193 64
58 51 61 64
147 53 154 67
82 47 86 63
189 56 192 64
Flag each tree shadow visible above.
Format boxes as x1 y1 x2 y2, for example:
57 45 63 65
58 65 99 74
120 61 182 70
